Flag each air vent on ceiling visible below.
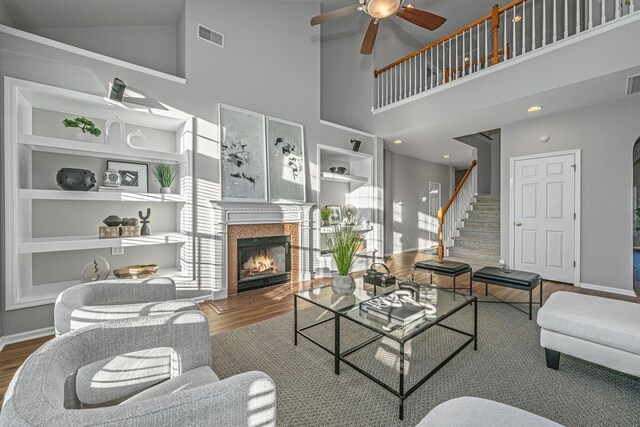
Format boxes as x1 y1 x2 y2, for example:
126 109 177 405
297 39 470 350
198 24 224 48
627 75 640 96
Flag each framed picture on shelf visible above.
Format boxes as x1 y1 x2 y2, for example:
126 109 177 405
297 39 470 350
266 116 306 202
219 104 268 201
107 160 148 193
326 205 342 224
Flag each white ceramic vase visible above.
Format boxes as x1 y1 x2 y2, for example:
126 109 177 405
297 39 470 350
331 274 355 295
160 187 171 194
76 131 91 142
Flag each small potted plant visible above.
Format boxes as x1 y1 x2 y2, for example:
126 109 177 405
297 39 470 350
322 219 363 295
320 206 333 227
63 117 102 142
153 163 177 194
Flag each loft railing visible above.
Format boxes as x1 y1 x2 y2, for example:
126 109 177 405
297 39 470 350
438 160 477 260
374 0 639 109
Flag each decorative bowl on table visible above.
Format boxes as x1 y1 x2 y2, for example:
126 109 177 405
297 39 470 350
329 166 347 174
113 264 159 279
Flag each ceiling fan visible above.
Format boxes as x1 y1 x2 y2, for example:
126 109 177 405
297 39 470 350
311 0 447 55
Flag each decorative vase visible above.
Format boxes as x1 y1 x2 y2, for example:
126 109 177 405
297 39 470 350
103 215 122 227
105 115 126 146
126 129 147 149
160 186 171 194
331 274 356 295
75 131 91 142
102 168 122 187
56 168 96 191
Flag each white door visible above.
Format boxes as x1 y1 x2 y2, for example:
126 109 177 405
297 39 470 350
513 153 576 283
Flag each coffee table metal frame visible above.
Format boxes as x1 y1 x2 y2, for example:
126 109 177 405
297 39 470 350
472 276 543 320
294 285 477 420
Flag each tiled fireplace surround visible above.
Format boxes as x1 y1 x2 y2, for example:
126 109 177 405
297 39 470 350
211 202 315 298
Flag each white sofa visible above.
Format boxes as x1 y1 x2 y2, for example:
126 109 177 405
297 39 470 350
537 291 640 377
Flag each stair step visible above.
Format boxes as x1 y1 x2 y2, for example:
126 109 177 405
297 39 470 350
457 229 500 241
453 238 500 250
470 204 500 212
475 194 500 200
447 247 501 263
467 211 500 219
463 216 500 224
461 223 500 233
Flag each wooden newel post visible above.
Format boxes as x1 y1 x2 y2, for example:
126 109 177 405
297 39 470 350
491 4 500 65
437 207 444 260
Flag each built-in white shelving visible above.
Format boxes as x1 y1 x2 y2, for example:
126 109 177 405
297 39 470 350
19 189 186 202
19 232 189 254
20 134 185 163
320 172 368 188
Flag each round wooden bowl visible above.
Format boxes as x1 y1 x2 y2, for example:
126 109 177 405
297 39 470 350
113 264 159 279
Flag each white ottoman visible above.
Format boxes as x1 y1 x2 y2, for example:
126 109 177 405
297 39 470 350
537 291 640 377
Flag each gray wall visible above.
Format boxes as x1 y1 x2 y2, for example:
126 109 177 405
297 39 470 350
455 134 499 195
490 131 501 195
500 97 640 293
384 150 450 255
0 0 15 26
0 0 384 336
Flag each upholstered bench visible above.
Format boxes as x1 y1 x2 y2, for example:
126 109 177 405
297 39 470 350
412 260 471 293
472 267 542 319
537 291 640 377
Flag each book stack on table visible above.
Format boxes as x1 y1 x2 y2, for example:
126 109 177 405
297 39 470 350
360 290 435 326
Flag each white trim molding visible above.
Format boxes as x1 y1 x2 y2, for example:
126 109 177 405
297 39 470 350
0 327 55 352
579 283 638 298
319 119 375 139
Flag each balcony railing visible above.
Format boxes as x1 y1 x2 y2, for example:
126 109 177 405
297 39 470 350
374 0 639 110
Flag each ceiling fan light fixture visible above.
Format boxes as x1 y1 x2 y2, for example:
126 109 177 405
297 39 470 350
365 0 402 19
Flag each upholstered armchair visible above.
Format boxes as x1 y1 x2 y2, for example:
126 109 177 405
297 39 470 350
54 277 199 335
1 311 277 427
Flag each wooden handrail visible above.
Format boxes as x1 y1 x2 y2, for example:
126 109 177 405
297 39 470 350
374 0 528 78
437 159 477 260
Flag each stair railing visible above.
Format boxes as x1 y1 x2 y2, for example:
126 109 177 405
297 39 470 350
438 160 477 260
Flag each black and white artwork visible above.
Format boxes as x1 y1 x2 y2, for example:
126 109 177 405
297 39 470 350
107 161 148 193
266 117 305 202
219 105 267 201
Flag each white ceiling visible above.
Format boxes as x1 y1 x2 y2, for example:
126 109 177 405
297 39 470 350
1 0 185 29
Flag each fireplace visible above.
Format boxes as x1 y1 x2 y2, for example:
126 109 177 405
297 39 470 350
237 235 291 292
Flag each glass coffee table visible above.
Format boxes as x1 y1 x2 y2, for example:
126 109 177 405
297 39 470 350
294 279 477 420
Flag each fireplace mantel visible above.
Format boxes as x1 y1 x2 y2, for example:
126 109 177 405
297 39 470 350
210 201 316 299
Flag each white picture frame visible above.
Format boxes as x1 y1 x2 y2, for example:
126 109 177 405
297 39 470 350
266 116 306 202
107 160 148 193
218 104 268 202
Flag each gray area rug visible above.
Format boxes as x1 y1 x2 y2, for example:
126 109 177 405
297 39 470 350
212 302 640 426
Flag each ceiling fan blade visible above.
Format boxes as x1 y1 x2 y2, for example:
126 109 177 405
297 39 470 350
310 4 359 26
396 7 447 31
360 19 379 55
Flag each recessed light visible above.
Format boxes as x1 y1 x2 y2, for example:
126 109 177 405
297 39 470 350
527 105 543 112
443 155 451 158
393 139 402 144
512 15 522 23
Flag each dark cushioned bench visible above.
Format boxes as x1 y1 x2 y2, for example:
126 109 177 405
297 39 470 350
472 267 543 320
412 260 471 293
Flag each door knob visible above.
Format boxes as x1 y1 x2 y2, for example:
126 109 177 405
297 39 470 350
514 222 522 226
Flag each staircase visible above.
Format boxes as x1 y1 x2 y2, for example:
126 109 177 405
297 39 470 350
446 194 503 271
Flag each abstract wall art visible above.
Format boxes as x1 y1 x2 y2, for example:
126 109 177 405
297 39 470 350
266 116 306 202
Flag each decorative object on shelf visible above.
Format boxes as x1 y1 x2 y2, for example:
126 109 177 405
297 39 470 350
364 262 396 287
121 218 139 226
102 167 122 187
329 166 347 174
322 220 363 295
56 168 96 191
266 116 306 202
326 205 342 224
103 215 123 227
342 204 357 225
139 208 151 236
80 256 110 283
99 226 120 239
107 160 148 193
63 117 102 142
108 77 126 102
320 206 333 227
120 225 140 237
153 163 177 194
126 129 148 149
219 104 267 201
105 115 126 146
113 264 159 279
350 139 362 152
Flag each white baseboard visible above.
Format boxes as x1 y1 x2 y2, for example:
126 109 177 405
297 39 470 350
579 283 638 298
0 326 55 352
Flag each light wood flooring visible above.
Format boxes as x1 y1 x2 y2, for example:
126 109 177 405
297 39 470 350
1 250 638 402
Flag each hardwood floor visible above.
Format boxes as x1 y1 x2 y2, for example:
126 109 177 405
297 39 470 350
1 250 638 402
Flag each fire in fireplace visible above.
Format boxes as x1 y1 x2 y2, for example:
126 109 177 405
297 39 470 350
237 235 291 292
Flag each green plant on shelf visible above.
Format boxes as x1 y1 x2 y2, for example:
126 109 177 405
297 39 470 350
320 206 333 224
62 117 102 137
153 163 177 188
322 218 363 276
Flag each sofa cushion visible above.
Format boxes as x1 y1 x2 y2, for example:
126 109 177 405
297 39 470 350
537 292 640 355
414 260 470 274
121 366 219 405
473 267 540 288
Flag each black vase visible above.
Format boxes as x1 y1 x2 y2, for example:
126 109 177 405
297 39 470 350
56 168 96 191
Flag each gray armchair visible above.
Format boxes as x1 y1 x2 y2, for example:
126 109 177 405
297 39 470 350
1 311 277 427
54 277 200 335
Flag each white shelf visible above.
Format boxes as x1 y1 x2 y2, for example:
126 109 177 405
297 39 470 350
19 134 186 164
19 232 188 254
20 189 185 203
321 171 368 184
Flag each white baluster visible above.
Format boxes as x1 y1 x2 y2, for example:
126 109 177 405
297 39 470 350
601 0 606 24
543 0 547 45
616 0 621 18
485 19 489 68
431 48 435 88
576 0 581 33
522 2 526 55
533 0 537 50
588 0 593 28
553 0 558 41
564 0 569 38
503 10 508 61
512 7 516 56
